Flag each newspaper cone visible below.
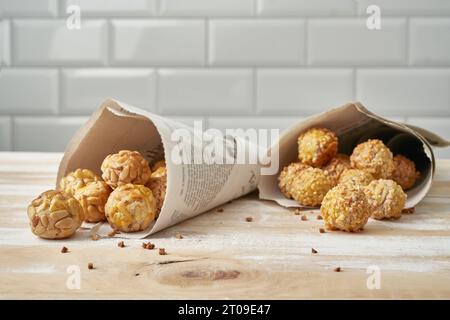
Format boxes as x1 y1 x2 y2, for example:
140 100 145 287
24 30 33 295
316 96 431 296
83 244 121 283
57 99 260 238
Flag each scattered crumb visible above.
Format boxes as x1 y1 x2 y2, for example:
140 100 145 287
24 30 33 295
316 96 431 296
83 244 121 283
135 273 140 277
175 233 183 239
88 263 94 270
159 248 167 255
301 215 308 221
316 215 323 220
108 229 120 237
245 216 253 222
61 246 68 254
402 207 415 214
311 248 318 254
334 267 341 272
294 209 301 215
319 228 326 234
118 241 125 248
142 242 155 250
91 233 100 241
217 208 224 213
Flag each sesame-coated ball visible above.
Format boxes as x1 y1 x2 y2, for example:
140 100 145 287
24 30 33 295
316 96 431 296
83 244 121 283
105 184 157 232
278 162 310 198
27 190 84 239
101 150 151 189
289 167 332 207
322 154 351 186
74 181 111 223
364 179 406 220
339 169 374 187
297 128 338 167
350 139 394 179
59 168 101 196
392 155 420 190
321 184 371 232
147 162 167 216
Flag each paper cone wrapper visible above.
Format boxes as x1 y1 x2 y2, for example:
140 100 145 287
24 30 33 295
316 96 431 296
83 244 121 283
258 102 448 209
57 99 260 238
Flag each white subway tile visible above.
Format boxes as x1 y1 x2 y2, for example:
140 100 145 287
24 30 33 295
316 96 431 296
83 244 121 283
0 68 58 114
62 0 155 17
257 69 353 115
0 117 11 151
167 116 206 128
208 116 298 132
158 69 253 115
357 69 450 117
61 69 155 114
356 0 450 16
0 20 10 66
160 0 254 16
258 0 355 16
112 20 205 66
209 19 305 66
308 18 406 66
0 0 58 17
13 20 107 66
410 18 450 65
13 117 87 152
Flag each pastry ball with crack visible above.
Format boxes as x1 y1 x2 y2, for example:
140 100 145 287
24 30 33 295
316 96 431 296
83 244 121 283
147 161 167 216
101 150 151 189
322 154 351 186
278 162 310 198
350 139 394 179
27 190 84 239
297 128 338 167
288 167 332 207
339 169 374 187
74 181 111 223
392 154 420 190
321 184 371 232
59 168 101 196
364 179 406 220
105 184 157 232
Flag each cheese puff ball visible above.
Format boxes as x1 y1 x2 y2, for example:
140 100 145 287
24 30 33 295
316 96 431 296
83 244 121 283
364 179 406 220
392 155 420 190
321 184 371 232
27 190 84 239
152 160 166 171
74 181 111 223
350 139 394 179
297 128 338 167
322 154 351 186
278 162 310 198
339 169 374 187
289 167 332 207
147 163 167 216
101 150 151 189
105 184 157 232
59 168 101 196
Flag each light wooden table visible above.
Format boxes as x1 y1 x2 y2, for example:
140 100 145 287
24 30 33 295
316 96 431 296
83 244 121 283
1 152 450 299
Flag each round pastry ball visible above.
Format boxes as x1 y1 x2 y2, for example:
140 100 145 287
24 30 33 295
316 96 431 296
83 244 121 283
297 128 338 167
364 179 406 220
147 162 167 216
392 154 420 190
59 168 101 196
339 169 374 187
101 150 151 189
105 184 157 232
74 181 111 223
27 190 84 239
289 167 332 207
321 184 371 232
350 139 394 179
278 162 310 198
322 154 351 186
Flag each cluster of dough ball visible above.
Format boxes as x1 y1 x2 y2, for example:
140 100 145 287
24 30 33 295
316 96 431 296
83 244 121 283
27 150 167 239
279 127 419 232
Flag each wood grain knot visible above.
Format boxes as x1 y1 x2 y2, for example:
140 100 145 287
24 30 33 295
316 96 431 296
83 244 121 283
182 269 240 280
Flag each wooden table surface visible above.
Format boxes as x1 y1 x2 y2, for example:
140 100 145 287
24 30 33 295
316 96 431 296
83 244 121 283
1 152 450 299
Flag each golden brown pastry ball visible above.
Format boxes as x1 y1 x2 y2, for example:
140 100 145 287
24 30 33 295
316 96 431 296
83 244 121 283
392 155 420 190
321 184 371 232
350 139 394 179
59 168 101 196
364 179 406 220
297 128 338 167
105 184 157 232
288 167 332 207
74 181 111 223
27 190 84 239
322 154 351 186
147 163 167 216
339 169 374 187
101 150 151 189
278 162 310 198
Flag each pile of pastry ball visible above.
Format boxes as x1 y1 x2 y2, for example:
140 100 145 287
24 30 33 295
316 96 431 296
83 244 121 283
278 128 420 232
27 150 167 239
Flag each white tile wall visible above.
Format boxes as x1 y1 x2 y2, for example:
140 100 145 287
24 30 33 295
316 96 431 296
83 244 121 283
0 0 449 157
